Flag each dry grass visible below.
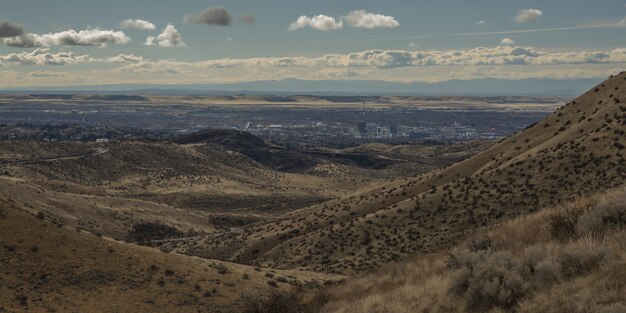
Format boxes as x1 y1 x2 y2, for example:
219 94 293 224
0 198 342 313
271 186 626 313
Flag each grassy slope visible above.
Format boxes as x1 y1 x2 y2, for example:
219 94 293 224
309 186 625 313
177 73 625 274
0 198 341 313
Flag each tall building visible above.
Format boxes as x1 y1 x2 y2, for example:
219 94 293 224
357 122 367 135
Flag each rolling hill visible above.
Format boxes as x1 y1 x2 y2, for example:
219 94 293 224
0 197 340 313
170 73 626 274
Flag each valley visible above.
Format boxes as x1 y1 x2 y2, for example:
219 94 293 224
0 74 624 312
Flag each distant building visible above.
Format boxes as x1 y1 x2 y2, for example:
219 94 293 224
379 127 392 138
389 125 398 135
366 123 378 135
409 131 432 139
95 138 109 143
357 122 367 135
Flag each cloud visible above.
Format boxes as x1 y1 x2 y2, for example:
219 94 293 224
0 21 24 38
105 54 144 63
343 10 399 29
408 42 418 48
288 15 343 31
289 11 399 31
119 19 156 30
144 24 185 47
241 16 256 25
2 28 130 47
501 37 515 45
477 20 488 26
184 6 232 26
515 9 543 23
196 47 626 69
0 49 142 66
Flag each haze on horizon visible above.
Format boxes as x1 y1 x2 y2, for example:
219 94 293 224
2 0 626 89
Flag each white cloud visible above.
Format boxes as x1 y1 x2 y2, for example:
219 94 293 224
2 29 130 47
515 9 543 23
105 54 144 63
0 49 142 66
501 37 515 45
119 19 156 30
289 11 399 31
343 10 399 29
288 15 344 31
477 20 488 26
9 46 626 70
144 24 185 47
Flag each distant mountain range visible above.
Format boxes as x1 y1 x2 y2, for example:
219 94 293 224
0 78 604 97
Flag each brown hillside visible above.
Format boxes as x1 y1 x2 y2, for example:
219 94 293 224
0 198 340 313
173 73 626 274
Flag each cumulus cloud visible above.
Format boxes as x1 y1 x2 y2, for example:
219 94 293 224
0 49 142 66
343 10 399 29
192 47 626 69
184 6 232 26
2 28 130 47
0 21 24 38
241 16 256 25
145 24 185 47
289 10 399 31
105 54 144 63
288 15 343 31
501 37 515 45
119 19 156 30
515 8 543 23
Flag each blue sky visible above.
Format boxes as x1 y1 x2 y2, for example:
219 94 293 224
1 0 626 87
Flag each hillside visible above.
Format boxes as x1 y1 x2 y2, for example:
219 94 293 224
0 198 341 312
278 186 625 313
170 73 626 274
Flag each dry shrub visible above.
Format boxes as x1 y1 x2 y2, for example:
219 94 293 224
243 291 306 313
556 245 608 278
599 303 626 313
449 250 527 311
548 207 582 242
577 190 626 236
242 290 330 313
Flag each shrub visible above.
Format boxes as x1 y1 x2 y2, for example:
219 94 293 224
577 191 626 235
556 246 608 278
548 208 581 242
242 291 317 313
599 303 626 313
459 251 526 311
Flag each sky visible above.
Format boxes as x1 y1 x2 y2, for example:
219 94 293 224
1 0 626 88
